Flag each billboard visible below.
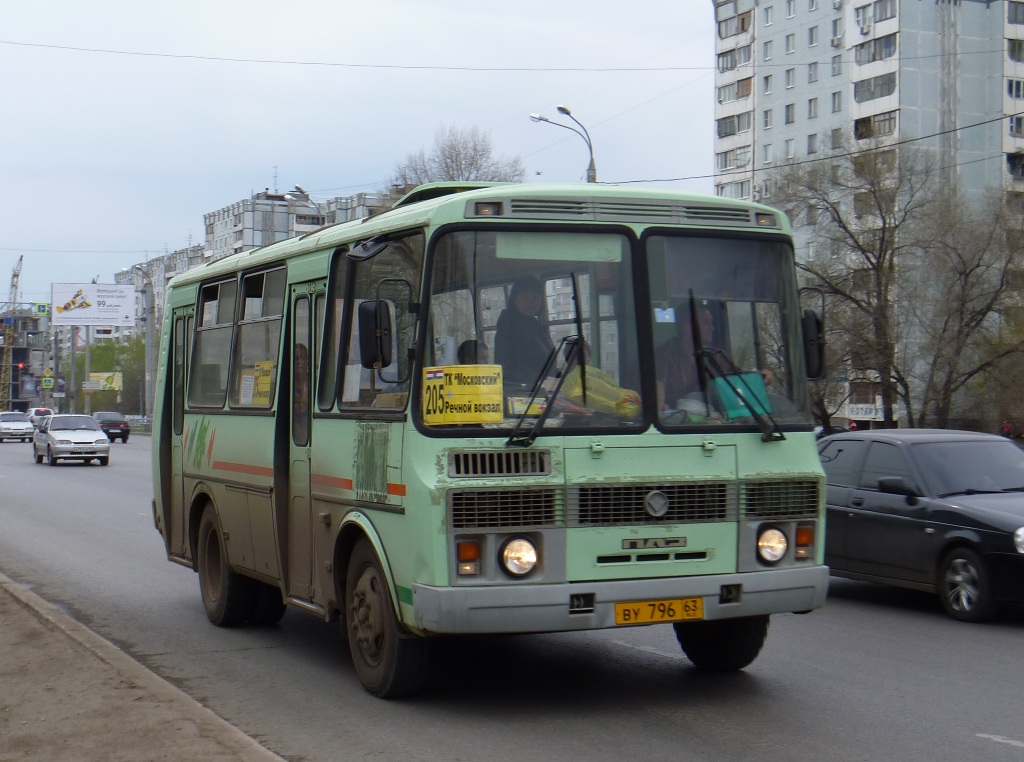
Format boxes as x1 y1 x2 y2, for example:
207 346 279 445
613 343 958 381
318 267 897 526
51 283 135 327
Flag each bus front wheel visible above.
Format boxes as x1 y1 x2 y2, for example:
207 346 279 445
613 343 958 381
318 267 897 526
344 539 429 698
196 507 253 627
673 614 770 672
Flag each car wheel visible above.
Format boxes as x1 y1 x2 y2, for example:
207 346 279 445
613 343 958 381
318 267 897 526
938 547 997 622
122 435 129 444
98 456 109 466
46 447 57 466
673 615 770 672
345 538 430 698
33 447 42 464
196 506 254 627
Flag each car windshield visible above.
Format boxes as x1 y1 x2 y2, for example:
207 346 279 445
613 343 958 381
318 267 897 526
50 416 102 432
913 440 1024 496
1 413 30 422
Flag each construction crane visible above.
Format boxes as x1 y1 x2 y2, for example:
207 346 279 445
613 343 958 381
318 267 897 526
0 256 23 410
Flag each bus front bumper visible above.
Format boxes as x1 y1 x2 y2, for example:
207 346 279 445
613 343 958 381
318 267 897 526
411 565 829 635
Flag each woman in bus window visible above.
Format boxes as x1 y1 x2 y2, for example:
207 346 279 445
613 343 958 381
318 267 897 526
494 276 555 386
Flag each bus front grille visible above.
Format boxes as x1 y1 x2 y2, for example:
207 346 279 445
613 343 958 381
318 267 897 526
568 483 737 526
449 488 561 528
743 480 820 520
449 450 551 477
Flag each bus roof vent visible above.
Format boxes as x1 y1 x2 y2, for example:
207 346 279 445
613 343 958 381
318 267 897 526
449 449 551 477
502 197 764 226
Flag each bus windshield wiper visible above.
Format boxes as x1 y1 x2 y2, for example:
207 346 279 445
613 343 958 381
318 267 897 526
688 292 785 443
507 336 582 447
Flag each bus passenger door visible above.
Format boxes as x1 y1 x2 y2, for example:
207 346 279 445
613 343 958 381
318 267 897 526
288 287 317 601
169 309 193 558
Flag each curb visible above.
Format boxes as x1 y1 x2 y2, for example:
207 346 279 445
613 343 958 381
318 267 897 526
0 571 284 761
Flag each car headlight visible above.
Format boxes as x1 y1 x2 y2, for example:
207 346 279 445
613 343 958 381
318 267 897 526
499 537 538 577
57 439 72 445
757 527 788 564
95 438 109 445
1015 527 1024 554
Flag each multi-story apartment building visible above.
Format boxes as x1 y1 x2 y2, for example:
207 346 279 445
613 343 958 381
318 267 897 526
712 0 1020 217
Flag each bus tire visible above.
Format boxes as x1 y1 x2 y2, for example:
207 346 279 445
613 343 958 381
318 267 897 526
673 614 770 672
345 539 429 698
249 581 287 625
196 507 253 627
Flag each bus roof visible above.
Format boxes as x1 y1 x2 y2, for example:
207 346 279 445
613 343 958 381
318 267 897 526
169 183 792 289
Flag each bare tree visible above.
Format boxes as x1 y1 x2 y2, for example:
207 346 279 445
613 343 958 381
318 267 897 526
387 124 525 199
773 142 1024 429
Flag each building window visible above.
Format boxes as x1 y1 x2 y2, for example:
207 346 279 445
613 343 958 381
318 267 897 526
832 54 843 75
718 77 753 103
764 144 774 164
855 3 871 28
716 180 753 199
786 68 796 88
716 111 753 137
808 62 819 82
764 108 774 128
854 72 897 102
854 109 898 139
1011 2 1024 24
1009 154 1024 178
832 18 843 36
808 134 818 154
765 5 775 24
874 0 896 22
807 206 819 225
809 26 819 46
764 74 774 94
716 145 753 169
786 139 795 158
809 97 819 118
854 33 897 64
809 0 818 9
786 33 796 53
1011 39 1024 63
764 40 773 60
832 91 843 112
1010 79 1024 99
832 127 843 148
1010 116 1024 137
787 0 795 17
718 10 753 38
785 103 796 123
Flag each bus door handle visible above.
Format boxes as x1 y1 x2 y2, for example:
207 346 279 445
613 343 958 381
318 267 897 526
850 497 864 507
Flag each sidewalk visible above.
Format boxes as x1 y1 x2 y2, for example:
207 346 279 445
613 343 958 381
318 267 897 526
0 572 283 762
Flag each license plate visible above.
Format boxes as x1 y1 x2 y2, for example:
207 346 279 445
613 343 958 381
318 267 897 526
614 597 704 625
73 447 91 453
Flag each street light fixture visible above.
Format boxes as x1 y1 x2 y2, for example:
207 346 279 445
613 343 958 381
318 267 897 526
530 104 597 183
284 185 327 226
132 265 156 420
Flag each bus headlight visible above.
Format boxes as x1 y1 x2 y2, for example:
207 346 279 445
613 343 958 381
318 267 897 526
757 527 788 564
500 537 538 577
1014 527 1024 554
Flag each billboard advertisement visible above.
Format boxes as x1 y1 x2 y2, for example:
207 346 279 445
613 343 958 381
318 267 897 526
51 283 135 327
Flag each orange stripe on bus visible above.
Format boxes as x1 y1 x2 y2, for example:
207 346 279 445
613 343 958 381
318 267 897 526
386 483 406 497
211 461 275 478
311 474 354 490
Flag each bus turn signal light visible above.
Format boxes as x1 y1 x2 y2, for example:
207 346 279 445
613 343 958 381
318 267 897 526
795 525 815 559
457 540 481 575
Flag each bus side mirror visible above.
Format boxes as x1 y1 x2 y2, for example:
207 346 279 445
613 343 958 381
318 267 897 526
802 307 825 380
358 300 393 369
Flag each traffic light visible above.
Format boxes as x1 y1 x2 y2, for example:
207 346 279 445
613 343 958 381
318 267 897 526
17 362 24 370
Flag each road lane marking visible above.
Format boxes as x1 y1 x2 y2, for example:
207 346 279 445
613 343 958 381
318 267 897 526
977 734 1024 748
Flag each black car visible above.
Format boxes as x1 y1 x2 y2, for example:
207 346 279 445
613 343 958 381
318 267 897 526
92 411 130 443
819 429 1024 621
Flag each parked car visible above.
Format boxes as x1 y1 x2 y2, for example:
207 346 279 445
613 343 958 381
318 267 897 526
92 411 130 443
27 407 53 428
819 429 1024 621
0 411 34 442
32 414 110 466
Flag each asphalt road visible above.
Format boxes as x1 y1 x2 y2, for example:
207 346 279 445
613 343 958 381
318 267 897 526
2 435 1024 761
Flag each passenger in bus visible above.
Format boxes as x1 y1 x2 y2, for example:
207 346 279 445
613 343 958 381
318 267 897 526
494 276 555 386
457 339 489 364
655 306 714 411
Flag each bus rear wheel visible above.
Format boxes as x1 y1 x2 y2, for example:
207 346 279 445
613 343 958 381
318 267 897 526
196 507 253 627
673 614 770 672
345 539 429 698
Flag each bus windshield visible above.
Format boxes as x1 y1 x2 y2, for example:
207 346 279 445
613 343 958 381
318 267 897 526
422 228 812 436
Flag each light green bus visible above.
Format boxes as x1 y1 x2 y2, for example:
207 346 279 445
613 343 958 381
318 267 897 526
152 182 828 698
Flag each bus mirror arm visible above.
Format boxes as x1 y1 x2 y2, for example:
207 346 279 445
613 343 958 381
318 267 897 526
799 287 826 381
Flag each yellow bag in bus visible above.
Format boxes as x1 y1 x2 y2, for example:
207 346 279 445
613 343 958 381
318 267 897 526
561 366 641 417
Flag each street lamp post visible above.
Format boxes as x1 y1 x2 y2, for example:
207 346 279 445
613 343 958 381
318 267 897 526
284 185 327 228
530 104 597 182
132 266 156 420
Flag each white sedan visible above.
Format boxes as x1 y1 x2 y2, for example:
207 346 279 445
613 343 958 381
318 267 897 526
0 412 34 442
32 414 111 466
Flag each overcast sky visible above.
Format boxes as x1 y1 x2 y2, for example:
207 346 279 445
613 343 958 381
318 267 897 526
0 1 716 305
